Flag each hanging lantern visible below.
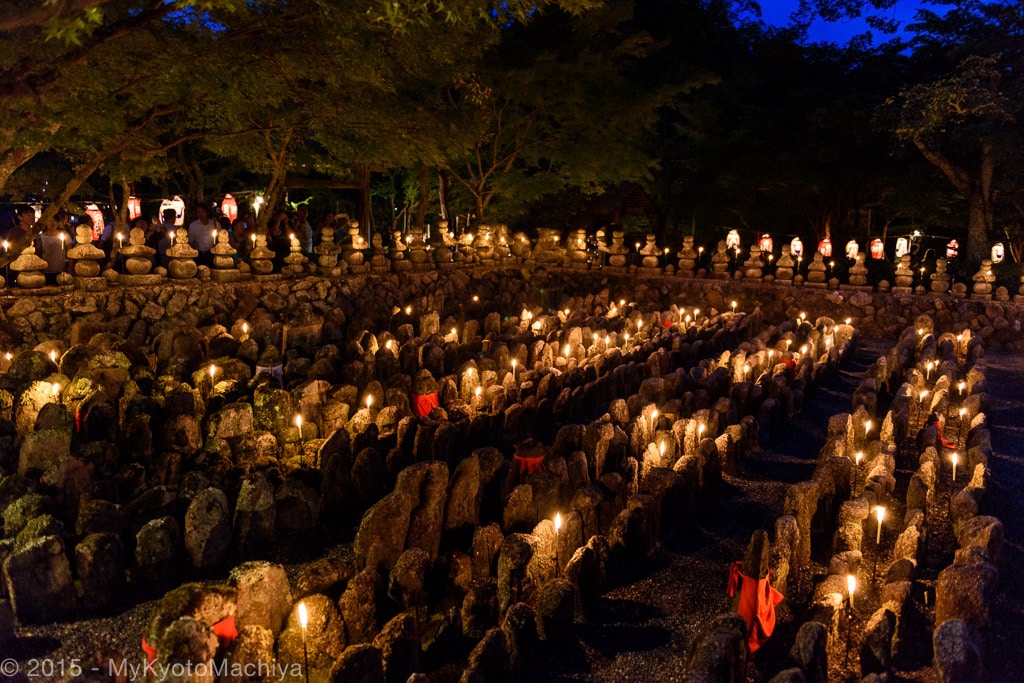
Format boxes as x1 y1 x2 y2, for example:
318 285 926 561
946 239 959 259
817 237 832 258
845 239 859 259
171 195 186 226
127 195 142 220
991 242 1005 263
758 233 773 254
85 203 104 239
790 237 804 257
725 229 740 250
895 237 910 258
870 238 885 259
221 194 238 222
32 203 42 222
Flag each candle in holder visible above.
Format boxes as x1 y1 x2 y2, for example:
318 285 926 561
511 359 518 383
958 380 966 398
874 506 886 544
952 452 958 482
731 300 738 314
117 232 124 249
295 413 303 437
847 574 857 610
51 382 60 400
49 350 57 364
651 408 659 431
864 420 872 442
926 360 933 381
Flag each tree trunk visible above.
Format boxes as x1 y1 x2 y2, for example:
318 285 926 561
966 190 992 262
0 148 34 193
416 165 429 229
358 163 371 239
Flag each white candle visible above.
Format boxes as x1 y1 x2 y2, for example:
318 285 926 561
952 452 958 482
847 574 857 610
875 506 886 544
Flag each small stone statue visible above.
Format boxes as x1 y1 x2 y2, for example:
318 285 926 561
606 230 629 268
391 230 413 272
284 231 309 275
166 227 198 279
971 259 996 299
510 230 532 259
210 228 242 282
710 241 731 280
806 251 827 286
930 258 950 294
407 224 431 270
9 243 49 288
121 227 157 276
639 233 661 268
894 254 914 290
744 244 764 281
848 252 869 287
248 233 276 275
775 245 795 283
67 224 106 284
677 235 699 277
566 229 589 269
314 224 342 274
474 225 496 262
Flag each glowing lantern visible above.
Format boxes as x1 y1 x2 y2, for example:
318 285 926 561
32 203 42 221
870 238 885 259
817 238 832 258
758 233 773 254
991 242 1005 263
85 203 104 239
845 239 859 259
726 229 740 250
221 194 238 222
895 237 910 258
160 196 186 226
127 195 142 220
946 240 959 259
790 237 804 257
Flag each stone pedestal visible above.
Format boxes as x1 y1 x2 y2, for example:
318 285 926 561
121 273 165 287
210 269 245 283
73 276 107 291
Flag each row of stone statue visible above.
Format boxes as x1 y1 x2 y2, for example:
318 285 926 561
2 223 1017 302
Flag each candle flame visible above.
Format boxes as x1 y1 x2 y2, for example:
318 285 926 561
855 451 863 465
875 506 886 523
475 386 482 397
51 382 60 397
366 395 373 408
298 602 308 628
209 365 216 379
295 414 302 429
847 574 857 596
404 306 412 315
49 350 57 363
554 512 562 532
242 322 248 334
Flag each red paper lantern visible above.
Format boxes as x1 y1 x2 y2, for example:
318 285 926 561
870 238 885 260
221 194 238 222
127 196 142 220
85 203 104 240
758 233 773 254
817 238 832 258
946 240 959 259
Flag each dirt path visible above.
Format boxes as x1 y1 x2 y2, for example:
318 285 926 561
543 340 885 682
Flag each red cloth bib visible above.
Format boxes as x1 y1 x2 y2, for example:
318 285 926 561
727 561 783 653
514 453 545 477
412 391 439 417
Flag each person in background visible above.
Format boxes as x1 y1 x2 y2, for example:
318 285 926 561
188 205 217 266
231 218 251 259
294 204 313 254
6 206 35 244
35 219 67 284
153 208 176 267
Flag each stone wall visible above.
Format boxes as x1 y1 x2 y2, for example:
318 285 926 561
1 269 1022 352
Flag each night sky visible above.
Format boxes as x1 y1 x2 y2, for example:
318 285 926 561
756 0 929 43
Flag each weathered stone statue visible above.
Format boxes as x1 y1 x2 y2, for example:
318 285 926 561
342 221 368 272
391 230 412 272
67 224 107 289
806 251 827 286
532 228 565 265
677 235 699 277
285 231 310 275
775 245 795 284
565 229 589 269
121 227 158 279
930 258 950 294
10 243 49 288
971 259 996 300
166 227 198 279
848 252 869 287
606 230 629 269
474 225 496 262
249 233 276 275
210 228 242 282
639 233 661 270
710 240 731 280
744 244 764 281
893 254 914 292
314 224 343 275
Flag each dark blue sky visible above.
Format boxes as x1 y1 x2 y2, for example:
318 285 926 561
757 0 928 43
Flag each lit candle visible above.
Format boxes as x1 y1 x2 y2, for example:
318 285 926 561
698 423 706 438
553 512 563 575
511 358 518 382
472 295 479 302
731 300 738 313
212 229 218 242
117 232 124 249
651 408 659 431
875 506 886 544
799 311 806 322
49 350 57 364
855 451 864 467
404 305 412 315
958 381 966 398
2 240 7 252
659 441 665 458
847 574 857 610
169 230 175 247
51 382 60 398
365 395 373 409
563 344 571 358
926 360 933 380
845 317 852 325
251 233 256 246
298 601 309 683
59 232 66 248
952 452 958 482
475 386 482 398
864 420 872 441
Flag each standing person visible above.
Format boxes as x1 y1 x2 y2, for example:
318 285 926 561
35 219 67 284
6 206 35 244
188 205 217 267
295 204 313 254
153 208 176 267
